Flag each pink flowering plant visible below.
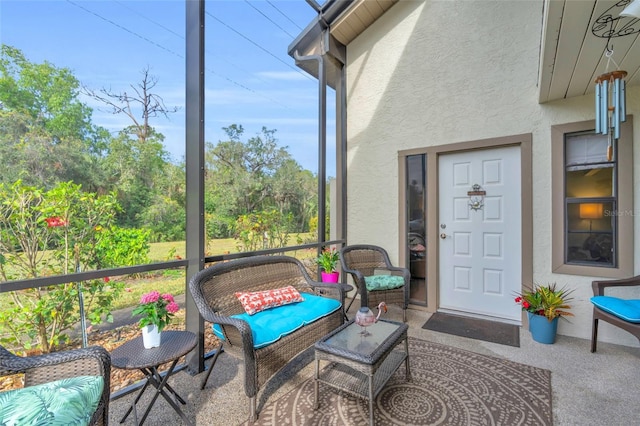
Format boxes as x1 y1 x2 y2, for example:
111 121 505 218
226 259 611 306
132 291 180 331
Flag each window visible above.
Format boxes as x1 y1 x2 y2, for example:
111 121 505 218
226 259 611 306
565 132 615 266
552 119 634 278
406 154 427 304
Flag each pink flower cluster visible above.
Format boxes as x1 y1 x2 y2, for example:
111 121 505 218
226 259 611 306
140 291 161 304
163 293 180 314
133 290 180 331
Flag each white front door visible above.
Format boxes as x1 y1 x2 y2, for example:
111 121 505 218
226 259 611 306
438 146 521 321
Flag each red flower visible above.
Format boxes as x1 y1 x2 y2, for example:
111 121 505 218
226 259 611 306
103 276 110 283
522 301 530 309
45 216 68 227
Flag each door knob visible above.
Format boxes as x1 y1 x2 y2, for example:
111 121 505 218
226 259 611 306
440 233 447 239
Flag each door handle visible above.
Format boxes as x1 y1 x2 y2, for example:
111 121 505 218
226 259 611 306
440 233 448 239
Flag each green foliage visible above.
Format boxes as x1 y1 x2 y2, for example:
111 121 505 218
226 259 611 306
205 125 318 239
0 45 108 190
314 248 339 272
515 283 574 321
234 210 293 252
0 180 149 353
94 226 150 269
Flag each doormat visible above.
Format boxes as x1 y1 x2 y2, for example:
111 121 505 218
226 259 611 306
422 312 520 347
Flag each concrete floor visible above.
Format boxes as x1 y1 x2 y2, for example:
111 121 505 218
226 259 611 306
107 302 640 426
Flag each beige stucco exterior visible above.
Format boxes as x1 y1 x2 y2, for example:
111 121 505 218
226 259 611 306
343 1 639 346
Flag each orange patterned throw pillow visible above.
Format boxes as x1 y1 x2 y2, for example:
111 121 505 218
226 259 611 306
235 286 305 315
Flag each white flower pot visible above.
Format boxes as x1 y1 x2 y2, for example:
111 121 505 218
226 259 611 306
142 324 161 348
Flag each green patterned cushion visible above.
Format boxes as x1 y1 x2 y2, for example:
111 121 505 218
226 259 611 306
0 375 103 426
364 275 405 291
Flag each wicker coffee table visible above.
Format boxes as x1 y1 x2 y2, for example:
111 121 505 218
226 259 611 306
111 330 197 426
314 319 410 425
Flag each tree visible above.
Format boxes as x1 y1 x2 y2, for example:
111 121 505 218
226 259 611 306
83 66 179 144
85 67 185 237
0 45 109 191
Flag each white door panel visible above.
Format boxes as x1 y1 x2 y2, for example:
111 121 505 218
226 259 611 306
438 147 521 321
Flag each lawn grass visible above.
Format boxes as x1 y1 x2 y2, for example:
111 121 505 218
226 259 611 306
1 234 318 312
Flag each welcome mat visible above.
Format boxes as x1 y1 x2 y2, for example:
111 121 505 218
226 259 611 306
245 337 551 425
422 312 520 347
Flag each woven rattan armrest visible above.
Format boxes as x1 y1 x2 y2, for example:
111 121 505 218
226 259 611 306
0 345 111 426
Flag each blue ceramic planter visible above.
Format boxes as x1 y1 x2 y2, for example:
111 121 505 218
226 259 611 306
528 312 559 344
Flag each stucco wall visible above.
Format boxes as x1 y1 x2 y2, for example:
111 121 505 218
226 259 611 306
345 0 640 346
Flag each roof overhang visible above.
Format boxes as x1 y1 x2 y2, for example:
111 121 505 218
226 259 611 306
538 0 640 103
288 0 398 88
290 0 639 103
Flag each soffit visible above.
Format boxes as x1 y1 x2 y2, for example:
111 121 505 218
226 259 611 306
330 0 399 45
539 0 640 103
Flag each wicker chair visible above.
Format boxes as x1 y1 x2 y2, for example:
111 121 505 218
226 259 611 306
0 344 111 425
340 244 410 322
591 275 640 352
189 255 344 422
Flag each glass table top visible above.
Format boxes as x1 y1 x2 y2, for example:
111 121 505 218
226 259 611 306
323 320 403 357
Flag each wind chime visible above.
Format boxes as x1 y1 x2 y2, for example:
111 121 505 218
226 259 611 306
591 0 640 161
594 58 626 162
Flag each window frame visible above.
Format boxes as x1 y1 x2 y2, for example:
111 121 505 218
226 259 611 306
551 118 634 278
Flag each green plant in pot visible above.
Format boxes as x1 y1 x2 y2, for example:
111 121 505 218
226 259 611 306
315 248 340 282
515 283 573 344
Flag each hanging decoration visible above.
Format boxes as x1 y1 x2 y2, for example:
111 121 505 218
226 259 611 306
594 67 627 160
467 184 485 212
591 1 637 161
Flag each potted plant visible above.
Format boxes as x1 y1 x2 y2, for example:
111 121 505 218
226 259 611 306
515 283 573 344
315 248 340 283
132 291 180 348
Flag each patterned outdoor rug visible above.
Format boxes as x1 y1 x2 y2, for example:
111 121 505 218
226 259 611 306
246 337 552 425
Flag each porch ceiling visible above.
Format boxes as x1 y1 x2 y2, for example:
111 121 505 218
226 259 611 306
539 0 640 103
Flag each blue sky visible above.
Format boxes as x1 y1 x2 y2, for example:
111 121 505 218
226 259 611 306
0 0 336 175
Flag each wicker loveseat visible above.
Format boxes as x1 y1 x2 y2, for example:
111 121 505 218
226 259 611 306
0 345 111 425
189 255 344 422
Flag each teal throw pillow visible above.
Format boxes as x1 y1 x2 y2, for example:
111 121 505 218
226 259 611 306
364 275 405 291
0 375 104 426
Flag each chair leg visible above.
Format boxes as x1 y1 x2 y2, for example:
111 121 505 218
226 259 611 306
402 308 407 323
591 318 599 353
200 341 224 390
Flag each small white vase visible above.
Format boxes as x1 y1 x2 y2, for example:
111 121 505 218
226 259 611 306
142 324 161 348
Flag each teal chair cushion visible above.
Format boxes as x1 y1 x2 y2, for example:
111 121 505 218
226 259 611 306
591 296 640 323
213 293 341 349
364 275 405 291
0 375 104 426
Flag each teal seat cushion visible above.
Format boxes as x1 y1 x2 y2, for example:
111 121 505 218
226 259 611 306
364 275 405 291
213 293 341 349
591 296 640 323
0 375 103 426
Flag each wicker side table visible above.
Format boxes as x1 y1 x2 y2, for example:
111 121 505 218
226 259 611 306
111 330 197 426
314 319 410 426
